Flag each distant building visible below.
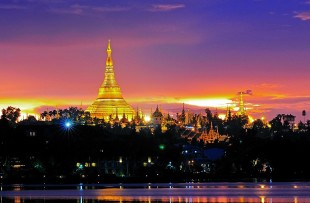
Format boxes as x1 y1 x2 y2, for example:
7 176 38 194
179 103 186 124
197 123 229 144
152 105 163 126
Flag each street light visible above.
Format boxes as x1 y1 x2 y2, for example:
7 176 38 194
62 119 73 132
65 120 72 128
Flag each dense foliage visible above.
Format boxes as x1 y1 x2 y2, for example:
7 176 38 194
0 107 310 183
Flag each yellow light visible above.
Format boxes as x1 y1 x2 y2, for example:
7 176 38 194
19 112 40 121
0 100 41 111
248 116 255 123
260 196 265 203
0 98 86 119
183 98 232 108
218 114 226 120
294 197 298 203
145 115 151 122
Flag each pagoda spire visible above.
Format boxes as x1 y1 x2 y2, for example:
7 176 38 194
156 105 159 112
98 40 121 99
86 40 135 120
106 40 113 66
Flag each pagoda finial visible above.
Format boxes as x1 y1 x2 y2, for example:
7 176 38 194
106 40 113 66
108 39 111 50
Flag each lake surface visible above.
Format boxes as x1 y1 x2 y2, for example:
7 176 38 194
1 182 310 202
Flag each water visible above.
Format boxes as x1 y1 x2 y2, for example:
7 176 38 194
1 182 310 202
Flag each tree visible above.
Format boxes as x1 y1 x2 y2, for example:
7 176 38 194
205 108 213 123
41 111 48 120
252 119 264 131
298 121 305 131
1 106 21 124
302 110 306 123
225 114 248 137
269 114 282 134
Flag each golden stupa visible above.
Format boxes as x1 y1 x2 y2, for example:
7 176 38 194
86 40 135 120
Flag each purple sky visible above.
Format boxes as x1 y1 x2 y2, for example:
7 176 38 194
1 0 310 121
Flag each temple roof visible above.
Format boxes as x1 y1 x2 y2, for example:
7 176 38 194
153 105 163 117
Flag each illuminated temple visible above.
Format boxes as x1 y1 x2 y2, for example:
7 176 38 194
86 41 135 120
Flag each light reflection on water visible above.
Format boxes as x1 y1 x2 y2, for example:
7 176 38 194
0 182 310 203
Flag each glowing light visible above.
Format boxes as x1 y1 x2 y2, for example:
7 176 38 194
260 196 265 203
159 144 165 150
248 115 255 123
183 98 232 107
218 114 226 120
65 122 72 128
294 197 298 203
145 115 151 122
0 99 42 112
19 112 40 121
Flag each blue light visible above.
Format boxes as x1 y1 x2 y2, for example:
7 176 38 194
65 121 72 128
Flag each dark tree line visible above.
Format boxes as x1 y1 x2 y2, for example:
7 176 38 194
1 106 310 183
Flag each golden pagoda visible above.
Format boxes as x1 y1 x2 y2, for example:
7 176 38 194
86 40 135 120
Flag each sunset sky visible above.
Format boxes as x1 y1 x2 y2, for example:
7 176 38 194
1 0 310 121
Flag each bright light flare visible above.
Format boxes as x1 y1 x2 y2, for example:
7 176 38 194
19 112 40 121
183 98 232 108
0 101 40 112
65 121 72 128
248 116 255 123
144 115 151 122
218 114 226 120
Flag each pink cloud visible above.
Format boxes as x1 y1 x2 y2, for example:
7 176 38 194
92 6 130 12
49 4 131 15
294 11 310 21
149 4 185 12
